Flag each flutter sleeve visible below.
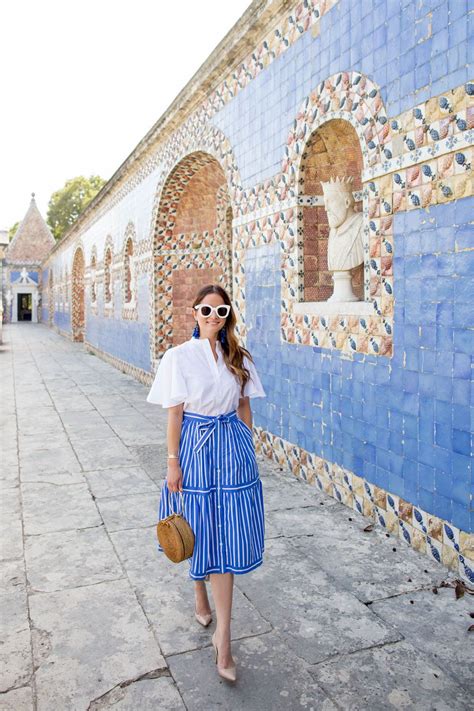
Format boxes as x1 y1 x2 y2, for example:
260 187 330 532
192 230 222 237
243 355 266 399
146 347 188 407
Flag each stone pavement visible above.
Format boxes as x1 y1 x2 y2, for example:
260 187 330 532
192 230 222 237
1 323 472 711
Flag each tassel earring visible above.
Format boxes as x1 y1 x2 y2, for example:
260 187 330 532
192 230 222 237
192 323 200 338
219 327 227 346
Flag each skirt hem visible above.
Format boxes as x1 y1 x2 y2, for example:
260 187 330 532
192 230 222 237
187 556 264 580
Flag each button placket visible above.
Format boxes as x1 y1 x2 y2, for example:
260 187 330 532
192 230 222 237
216 420 225 572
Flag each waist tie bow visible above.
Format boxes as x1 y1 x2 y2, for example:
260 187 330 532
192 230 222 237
193 413 235 454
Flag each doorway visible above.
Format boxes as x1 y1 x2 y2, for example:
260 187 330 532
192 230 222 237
17 293 32 321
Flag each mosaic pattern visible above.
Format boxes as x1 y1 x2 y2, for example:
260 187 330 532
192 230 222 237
89 247 98 315
121 222 138 321
103 236 114 311
254 426 474 584
71 246 85 342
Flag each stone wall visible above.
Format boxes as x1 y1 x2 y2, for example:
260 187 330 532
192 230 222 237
41 0 473 581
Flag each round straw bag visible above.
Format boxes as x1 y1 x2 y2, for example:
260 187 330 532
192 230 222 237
156 491 194 563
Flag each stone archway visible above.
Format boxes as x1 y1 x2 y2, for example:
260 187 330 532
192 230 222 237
71 248 85 342
152 151 233 361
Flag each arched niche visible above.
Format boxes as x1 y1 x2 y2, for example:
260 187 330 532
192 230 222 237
299 119 364 303
152 151 233 360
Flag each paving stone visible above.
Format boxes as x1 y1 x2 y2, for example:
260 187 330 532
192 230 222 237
72 437 138 470
0 487 21 521
236 537 401 664
372 587 474 692
67 423 118 442
60 410 108 427
106 414 166 446
85 466 158 499
1 449 20 469
60 410 116 440
19 445 81 478
21 468 86 486
264 503 339 539
291 506 447 603
129 445 168 482
88 676 185 711
25 526 124 592
29 579 167 711
0 592 33 692
110 526 272 655
17 416 62 436
22 483 102 535
0 686 33 711
96 493 159 532
261 472 329 511
308 640 470 711
18 407 63 434
0 473 20 490
78 384 120 397
86 394 136 416
52 396 95 413
168 631 337 711
0 558 26 594
18 431 71 451
0 519 23 561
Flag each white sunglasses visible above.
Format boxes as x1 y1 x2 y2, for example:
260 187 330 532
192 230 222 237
194 303 231 319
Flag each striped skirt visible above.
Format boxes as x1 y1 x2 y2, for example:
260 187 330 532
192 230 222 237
157 410 265 580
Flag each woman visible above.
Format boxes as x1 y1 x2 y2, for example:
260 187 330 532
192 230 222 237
146 284 266 682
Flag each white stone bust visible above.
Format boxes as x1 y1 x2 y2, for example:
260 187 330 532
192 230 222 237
321 176 364 271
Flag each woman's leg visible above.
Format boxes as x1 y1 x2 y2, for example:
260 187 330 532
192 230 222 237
209 572 235 667
194 579 212 616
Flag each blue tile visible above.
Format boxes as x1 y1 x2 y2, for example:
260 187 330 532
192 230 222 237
435 469 454 498
453 378 470 406
453 429 471 455
432 493 452 522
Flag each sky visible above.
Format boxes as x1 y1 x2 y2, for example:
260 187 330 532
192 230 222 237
0 0 252 230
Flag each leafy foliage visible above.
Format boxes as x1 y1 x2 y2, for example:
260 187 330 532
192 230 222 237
47 175 106 240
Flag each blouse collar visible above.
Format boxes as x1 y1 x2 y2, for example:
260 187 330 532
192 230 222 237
191 337 224 368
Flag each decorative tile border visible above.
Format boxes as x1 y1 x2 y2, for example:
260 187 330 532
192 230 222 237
254 426 474 584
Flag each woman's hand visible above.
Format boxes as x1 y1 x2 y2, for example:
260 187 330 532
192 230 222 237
166 459 183 492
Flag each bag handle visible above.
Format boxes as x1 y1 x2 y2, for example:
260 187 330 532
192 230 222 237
168 488 185 515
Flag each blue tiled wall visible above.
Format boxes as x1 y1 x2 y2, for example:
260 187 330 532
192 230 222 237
211 0 470 187
55 311 70 331
86 314 151 372
85 275 151 372
245 197 473 532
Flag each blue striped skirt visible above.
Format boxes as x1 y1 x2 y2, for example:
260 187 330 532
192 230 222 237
157 410 265 580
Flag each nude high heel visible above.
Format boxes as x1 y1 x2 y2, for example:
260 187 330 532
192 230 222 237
212 632 237 682
195 608 212 627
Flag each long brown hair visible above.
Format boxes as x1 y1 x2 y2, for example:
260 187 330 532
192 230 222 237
192 284 252 395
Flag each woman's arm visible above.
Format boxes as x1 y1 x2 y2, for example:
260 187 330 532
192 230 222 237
166 403 184 492
237 396 252 429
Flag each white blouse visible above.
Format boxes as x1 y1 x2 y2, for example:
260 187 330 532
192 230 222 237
146 337 266 415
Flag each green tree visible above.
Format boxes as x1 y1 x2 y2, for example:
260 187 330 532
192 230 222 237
47 175 106 240
8 221 19 242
